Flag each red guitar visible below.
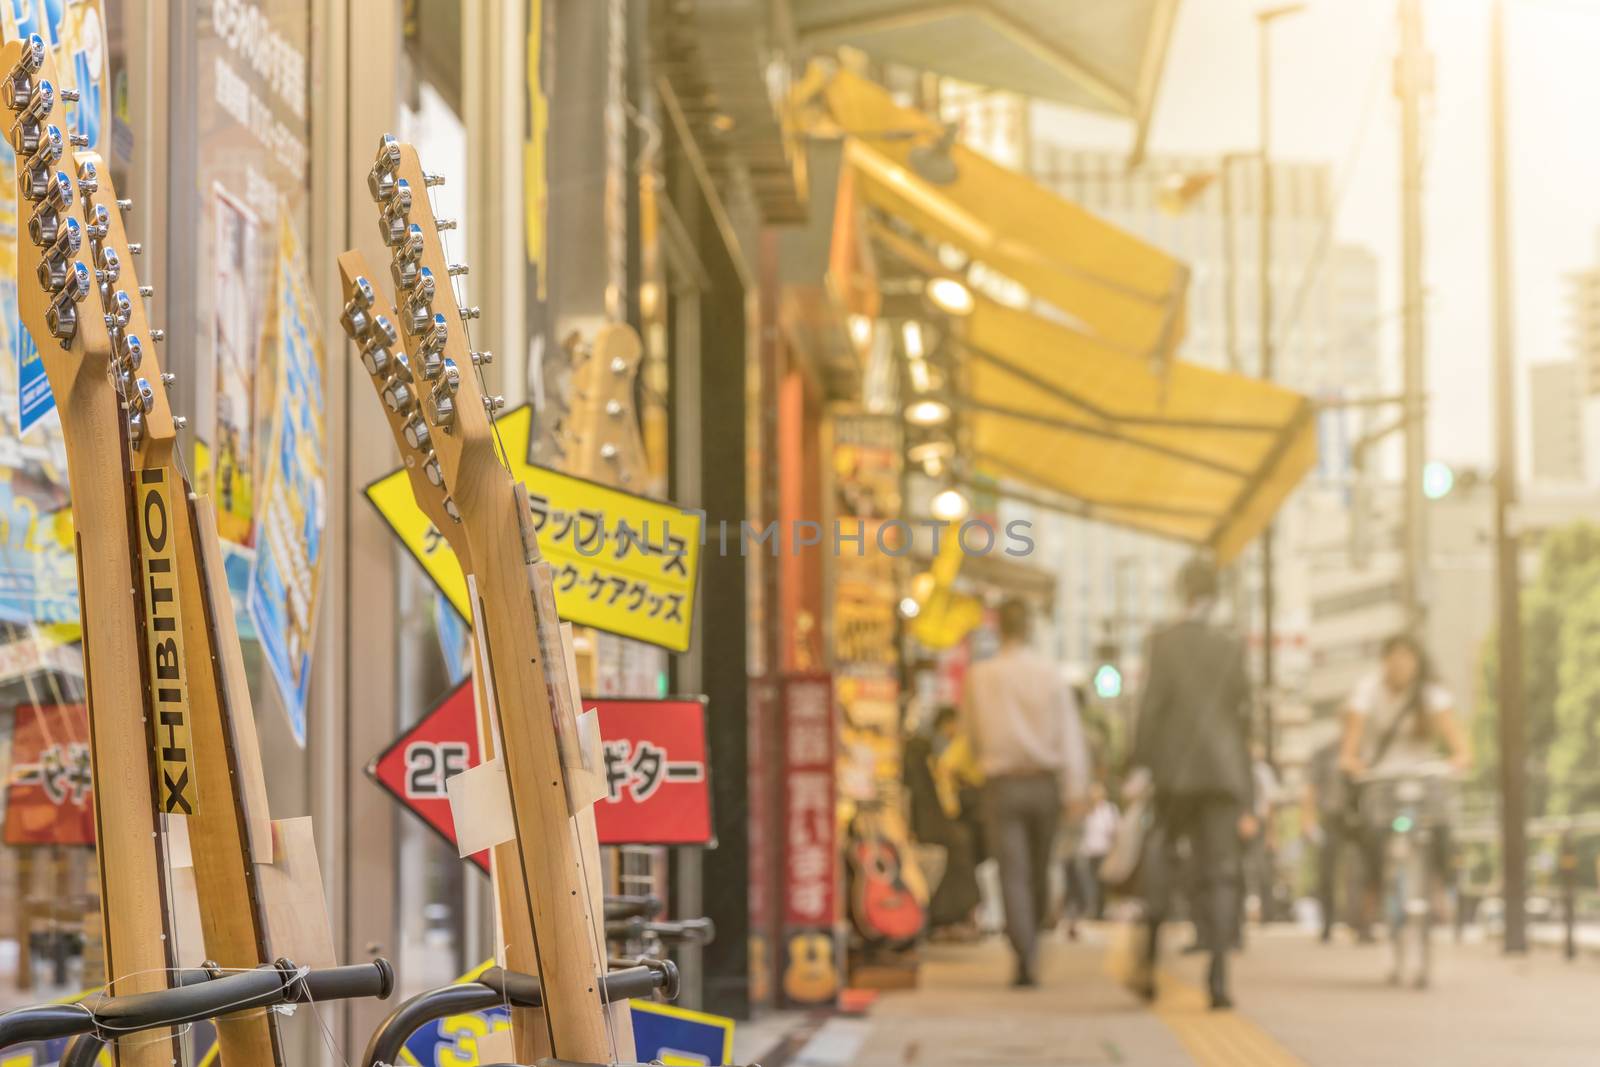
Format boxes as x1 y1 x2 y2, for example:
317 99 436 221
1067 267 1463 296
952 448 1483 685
847 808 926 945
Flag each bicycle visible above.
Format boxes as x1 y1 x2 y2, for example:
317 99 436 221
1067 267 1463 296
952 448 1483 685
1356 760 1458 989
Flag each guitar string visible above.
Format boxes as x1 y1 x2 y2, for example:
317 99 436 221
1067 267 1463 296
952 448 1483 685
427 171 622 1067
427 182 512 475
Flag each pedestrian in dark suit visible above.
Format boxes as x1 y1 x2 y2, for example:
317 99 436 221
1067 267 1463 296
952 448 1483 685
1126 557 1256 1010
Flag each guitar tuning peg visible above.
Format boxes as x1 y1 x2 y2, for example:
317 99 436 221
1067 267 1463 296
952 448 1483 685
150 329 165 343
172 415 188 430
8 35 46 87
59 87 79 102
128 243 143 256
447 263 468 277
402 414 431 452
483 394 505 414
139 285 153 298
161 372 176 387
67 132 86 148
368 134 402 202
470 350 493 366
443 496 461 522
44 261 89 344
116 198 131 213
84 203 109 239
435 218 457 231
422 452 443 487
16 79 54 124
460 305 480 321
424 172 445 188
74 157 97 191
382 378 415 414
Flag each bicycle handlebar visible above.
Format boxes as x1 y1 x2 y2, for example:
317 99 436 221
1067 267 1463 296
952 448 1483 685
361 961 675 1067
604 917 716 945
602 895 663 922
11 960 394 1066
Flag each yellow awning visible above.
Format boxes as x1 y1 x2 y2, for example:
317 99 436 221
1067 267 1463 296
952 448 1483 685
798 65 1316 561
964 298 1316 563
799 67 1189 366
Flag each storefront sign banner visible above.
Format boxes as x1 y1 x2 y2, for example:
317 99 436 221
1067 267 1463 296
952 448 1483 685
3 703 94 846
248 215 327 745
779 674 840 1008
367 682 713 870
365 405 702 653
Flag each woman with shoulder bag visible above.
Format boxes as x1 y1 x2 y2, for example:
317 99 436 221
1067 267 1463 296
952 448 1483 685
1337 634 1472 938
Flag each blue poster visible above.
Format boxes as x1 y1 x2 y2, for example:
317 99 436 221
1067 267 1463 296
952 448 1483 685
247 217 326 745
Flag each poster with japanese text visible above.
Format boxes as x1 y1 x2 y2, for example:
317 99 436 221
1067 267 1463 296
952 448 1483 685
202 184 262 544
247 214 326 744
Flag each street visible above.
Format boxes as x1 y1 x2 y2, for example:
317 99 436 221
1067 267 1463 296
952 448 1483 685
778 926 1600 1067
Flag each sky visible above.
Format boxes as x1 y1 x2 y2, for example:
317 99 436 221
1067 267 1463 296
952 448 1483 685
1037 0 1600 471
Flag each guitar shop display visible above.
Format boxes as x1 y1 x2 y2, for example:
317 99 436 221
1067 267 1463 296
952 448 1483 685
845 805 926 947
556 324 649 491
340 133 647 1065
5 34 346 1067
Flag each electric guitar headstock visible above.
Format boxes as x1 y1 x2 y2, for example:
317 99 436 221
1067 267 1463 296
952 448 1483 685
340 135 505 545
559 323 648 490
3 34 176 464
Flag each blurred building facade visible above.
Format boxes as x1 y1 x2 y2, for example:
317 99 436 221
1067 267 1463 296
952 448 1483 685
1528 360 1586 484
1020 137 1385 766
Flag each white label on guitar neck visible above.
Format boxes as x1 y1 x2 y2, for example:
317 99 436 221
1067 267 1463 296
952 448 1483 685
446 757 515 856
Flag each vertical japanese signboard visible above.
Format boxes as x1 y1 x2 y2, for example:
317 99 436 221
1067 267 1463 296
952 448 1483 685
780 674 839 1007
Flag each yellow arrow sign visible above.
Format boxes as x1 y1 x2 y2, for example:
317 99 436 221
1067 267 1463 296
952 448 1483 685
364 405 703 653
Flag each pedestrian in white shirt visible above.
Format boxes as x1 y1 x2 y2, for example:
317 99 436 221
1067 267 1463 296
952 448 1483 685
960 597 1090 988
1064 782 1119 937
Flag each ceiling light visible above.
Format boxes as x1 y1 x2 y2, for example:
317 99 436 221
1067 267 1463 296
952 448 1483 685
848 313 874 350
904 398 951 427
907 357 931 394
926 276 974 317
907 439 954 465
930 487 969 522
901 320 925 360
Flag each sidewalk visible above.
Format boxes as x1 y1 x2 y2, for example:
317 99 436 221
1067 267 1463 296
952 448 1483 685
784 924 1600 1067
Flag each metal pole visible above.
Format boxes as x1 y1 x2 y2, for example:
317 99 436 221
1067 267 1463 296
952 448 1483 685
1221 158 1240 375
1489 0 1528 956
1398 0 1430 628
1257 18 1277 765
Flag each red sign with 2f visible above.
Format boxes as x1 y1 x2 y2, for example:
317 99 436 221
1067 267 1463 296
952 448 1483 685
368 683 712 870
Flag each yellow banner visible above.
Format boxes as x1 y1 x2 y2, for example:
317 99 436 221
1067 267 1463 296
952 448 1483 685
366 406 702 653
135 466 197 815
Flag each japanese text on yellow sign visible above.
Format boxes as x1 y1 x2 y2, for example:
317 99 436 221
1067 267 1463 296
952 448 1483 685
365 406 702 653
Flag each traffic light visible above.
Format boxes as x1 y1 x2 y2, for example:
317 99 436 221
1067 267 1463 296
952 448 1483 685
1093 663 1123 700
1093 639 1122 700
